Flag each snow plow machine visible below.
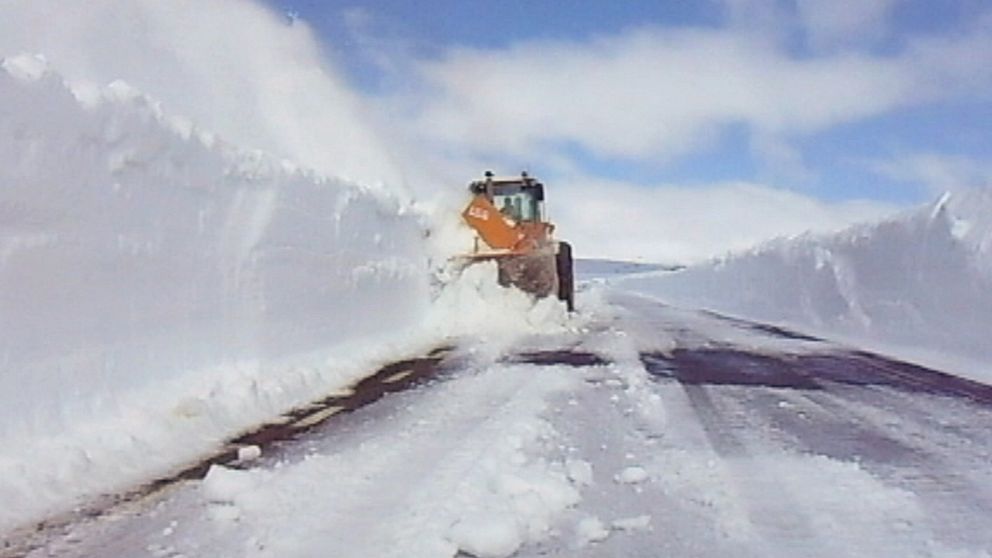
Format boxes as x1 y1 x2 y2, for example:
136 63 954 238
459 171 574 311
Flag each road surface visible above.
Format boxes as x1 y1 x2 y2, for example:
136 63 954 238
6 289 992 557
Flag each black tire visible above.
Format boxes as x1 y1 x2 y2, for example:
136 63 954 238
556 241 575 312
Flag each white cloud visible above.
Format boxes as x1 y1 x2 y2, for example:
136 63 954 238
0 0 402 189
410 29 908 163
402 17 992 176
551 178 898 264
903 13 992 98
871 153 992 194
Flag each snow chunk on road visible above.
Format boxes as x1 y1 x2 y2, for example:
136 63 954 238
201 465 258 504
566 459 594 486
616 466 649 484
0 53 49 81
612 514 652 531
236 445 262 463
575 513 651 547
449 513 523 558
576 516 610 546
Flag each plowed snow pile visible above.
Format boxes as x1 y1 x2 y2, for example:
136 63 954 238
0 55 435 530
618 188 992 376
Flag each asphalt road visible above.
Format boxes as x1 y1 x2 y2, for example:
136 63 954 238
7 291 992 557
566 293 992 557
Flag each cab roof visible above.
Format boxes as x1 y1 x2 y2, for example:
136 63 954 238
468 171 544 195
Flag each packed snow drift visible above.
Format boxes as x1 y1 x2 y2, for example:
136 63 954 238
617 187 992 377
0 55 438 531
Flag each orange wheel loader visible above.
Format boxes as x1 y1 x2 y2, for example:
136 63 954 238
459 171 574 311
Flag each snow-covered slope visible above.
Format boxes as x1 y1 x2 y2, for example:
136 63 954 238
617 187 992 369
0 55 431 530
574 259 682 281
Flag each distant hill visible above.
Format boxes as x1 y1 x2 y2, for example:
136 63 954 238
575 258 683 280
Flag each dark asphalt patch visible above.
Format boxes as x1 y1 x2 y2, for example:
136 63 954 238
642 347 992 405
507 350 611 367
848 350 992 405
176 345 454 481
642 349 821 390
643 347 990 473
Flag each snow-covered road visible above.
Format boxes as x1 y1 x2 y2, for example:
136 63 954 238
10 288 992 558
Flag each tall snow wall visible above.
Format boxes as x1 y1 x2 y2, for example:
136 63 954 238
0 55 430 526
618 188 992 365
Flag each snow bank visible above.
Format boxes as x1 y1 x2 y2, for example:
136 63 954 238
0 55 430 531
617 188 992 372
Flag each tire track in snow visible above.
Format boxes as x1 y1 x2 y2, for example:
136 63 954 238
261 361 565 557
676 382 830 555
621 292 992 556
642 344 992 556
774 386 992 550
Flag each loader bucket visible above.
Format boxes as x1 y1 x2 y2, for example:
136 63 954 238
495 247 559 299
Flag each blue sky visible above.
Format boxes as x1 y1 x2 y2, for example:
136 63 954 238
265 0 992 211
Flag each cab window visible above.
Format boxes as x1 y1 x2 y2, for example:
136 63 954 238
494 191 539 221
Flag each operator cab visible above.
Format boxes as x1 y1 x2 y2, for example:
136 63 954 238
469 171 546 223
